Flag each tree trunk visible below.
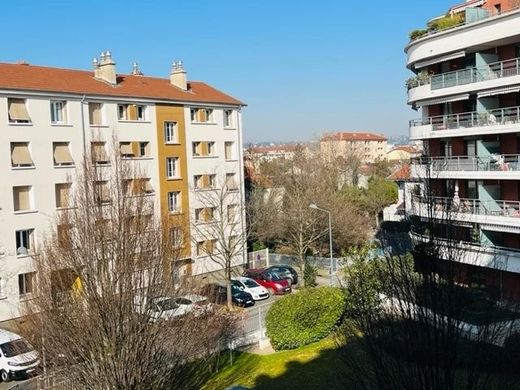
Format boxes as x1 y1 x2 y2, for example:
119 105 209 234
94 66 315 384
226 268 233 310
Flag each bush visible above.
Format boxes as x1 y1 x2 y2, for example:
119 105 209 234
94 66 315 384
409 29 427 41
303 260 317 287
265 287 345 350
427 14 464 32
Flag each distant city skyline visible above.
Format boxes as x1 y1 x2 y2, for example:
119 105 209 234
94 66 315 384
0 0 456 142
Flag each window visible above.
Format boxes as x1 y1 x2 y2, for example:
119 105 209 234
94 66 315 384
8 98 31 123
57 224 73 249
125 178 154 196
194 174 216 190
88 103 103 125
168 191 181 213
50 101 67 124
196 240 215 256
164 122 177 143
53 142 74 166
139 142 150 157
118 104 146 121
120 142 134 158
55 183 71 208
192 141 215 157
15 229 34 256
166 157 179 179
18 272 35 296
13 186 32 212
11 142 33 167
195 207 215 223
192 142 201 156
207 142 215 156
226 173 238 190
224 110 234 127
190 108 213 123
91 142 109 164
94 181 110 204
225 142 235 160
170 226 183 248
227 204 238 221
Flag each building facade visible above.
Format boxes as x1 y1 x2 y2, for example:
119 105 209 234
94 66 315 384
0 53 245 323
320 132 387 163
406 1 520 300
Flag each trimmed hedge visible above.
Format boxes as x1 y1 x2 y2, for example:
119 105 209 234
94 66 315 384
266 287 345 350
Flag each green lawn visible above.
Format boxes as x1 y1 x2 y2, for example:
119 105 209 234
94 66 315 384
202 338 349 390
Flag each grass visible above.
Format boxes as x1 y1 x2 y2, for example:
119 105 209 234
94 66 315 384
202 337 347 390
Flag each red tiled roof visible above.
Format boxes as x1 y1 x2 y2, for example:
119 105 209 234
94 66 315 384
389 145 419 154
321 132 387 142
388 164 411 181
0 62 243 105
449 0 485 13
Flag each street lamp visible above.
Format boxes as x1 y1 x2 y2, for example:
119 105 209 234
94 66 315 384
309 203 334 286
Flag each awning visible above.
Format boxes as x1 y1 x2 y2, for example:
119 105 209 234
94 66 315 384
416 93 470 106
54 143 74 164
11 143 33 166
8 99 31 122
477 86 520 98
415 51 466 69
119 142 134 156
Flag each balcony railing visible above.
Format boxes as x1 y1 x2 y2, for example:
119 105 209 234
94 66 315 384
412 154 520 172
410 105 520 130
413 195 520 218
408 57 520 91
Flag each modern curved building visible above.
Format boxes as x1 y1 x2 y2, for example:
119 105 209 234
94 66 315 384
406 0 520 300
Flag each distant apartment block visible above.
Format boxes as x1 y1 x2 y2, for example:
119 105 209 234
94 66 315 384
320 132 387 163
0 52 245 323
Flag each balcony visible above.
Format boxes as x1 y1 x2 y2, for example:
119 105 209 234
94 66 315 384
410 106 520 140
411 195 520 235
411 155 520 180
411 232 520 273
406 8 520 69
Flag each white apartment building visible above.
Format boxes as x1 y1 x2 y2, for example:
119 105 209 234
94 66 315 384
406 1 520 301
0 53 245 324
320 132 387 163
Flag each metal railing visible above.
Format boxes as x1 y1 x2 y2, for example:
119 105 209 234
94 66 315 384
412 154 520 172
410 105 520 130
413 195 520 218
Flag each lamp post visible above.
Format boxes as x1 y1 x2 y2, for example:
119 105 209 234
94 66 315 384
309 203 334 286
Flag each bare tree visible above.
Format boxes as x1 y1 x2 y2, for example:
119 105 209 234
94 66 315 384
248 148 368 283
191 181 246 310
339 164 520 389
20 144 237 389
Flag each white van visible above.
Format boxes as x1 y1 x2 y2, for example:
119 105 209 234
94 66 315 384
0 330 39 382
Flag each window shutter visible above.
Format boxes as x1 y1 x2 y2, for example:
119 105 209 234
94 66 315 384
92 143 108 163
53 143 74 165
11 144 33 166
120 142 134 156
89 103 102 125
127 105 137 120
8 99 30 121
14 186 30 211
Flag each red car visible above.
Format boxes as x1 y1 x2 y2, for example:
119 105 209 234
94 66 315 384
243 268 292 295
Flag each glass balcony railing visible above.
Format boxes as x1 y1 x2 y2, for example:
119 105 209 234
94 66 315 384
410 105 520 130
413 195 520 218
412 154 520 172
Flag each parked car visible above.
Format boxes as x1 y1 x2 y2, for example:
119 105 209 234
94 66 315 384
231 277 270 301
265 265 299 284
138 294 211 321
243 268 292 295
0 329 40 382
201 283 255 307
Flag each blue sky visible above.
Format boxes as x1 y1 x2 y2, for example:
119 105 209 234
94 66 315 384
0 0 455 143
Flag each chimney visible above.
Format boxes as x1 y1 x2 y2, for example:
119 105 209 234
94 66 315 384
131 62 143 76
170 60 187 90
93 51 117 85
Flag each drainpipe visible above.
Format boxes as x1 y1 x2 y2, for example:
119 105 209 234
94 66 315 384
236 107 247 268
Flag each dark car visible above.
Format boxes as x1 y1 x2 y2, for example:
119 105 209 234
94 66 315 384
201 283 255 307
243 268 292 295
265 265 299 285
